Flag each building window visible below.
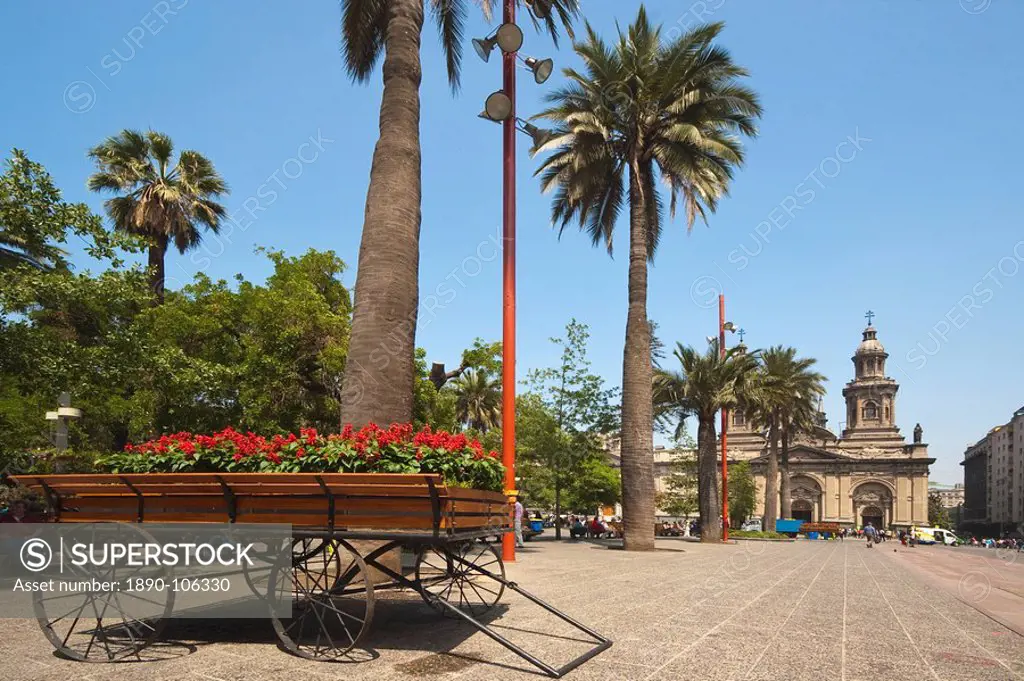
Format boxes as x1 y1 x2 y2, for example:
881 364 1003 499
862 401 878 420
733 411 746 427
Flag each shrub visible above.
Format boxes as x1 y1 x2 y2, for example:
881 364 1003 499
729 530 789 540
97 423 505 491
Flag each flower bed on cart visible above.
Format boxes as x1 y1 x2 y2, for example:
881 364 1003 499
97 423 504 491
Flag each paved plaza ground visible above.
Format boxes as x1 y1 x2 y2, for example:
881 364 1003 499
3 538 1023 681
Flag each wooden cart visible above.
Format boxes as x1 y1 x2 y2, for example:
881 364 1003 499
10 473 610 677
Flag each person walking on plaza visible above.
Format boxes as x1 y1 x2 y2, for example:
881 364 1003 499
864 522 877 548
512 496 524 548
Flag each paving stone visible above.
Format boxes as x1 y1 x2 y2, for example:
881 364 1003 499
4 540 1024 680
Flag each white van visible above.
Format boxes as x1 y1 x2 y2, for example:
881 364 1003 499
740 519 763 532
912 526 958 545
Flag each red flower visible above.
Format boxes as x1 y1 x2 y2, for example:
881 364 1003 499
296 448 305 459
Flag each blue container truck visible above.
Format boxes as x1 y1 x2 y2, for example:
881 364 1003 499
775 519 804 537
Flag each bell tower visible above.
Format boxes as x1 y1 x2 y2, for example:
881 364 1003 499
840 313 905 450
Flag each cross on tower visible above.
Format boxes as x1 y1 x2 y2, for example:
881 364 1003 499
865 310 875 326
737 328 746 342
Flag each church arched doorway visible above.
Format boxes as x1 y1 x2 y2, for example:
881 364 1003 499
789 475 823 522
792 499 814 522
860 505 884 529
852 481 893 529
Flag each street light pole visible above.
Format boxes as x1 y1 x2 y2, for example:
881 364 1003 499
719 295 729 542
501 0 518 564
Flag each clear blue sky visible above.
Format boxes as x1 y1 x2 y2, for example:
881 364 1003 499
1 1 1021 484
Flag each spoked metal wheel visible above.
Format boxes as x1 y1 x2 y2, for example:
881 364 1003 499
243 538 312 601
415 541 505 618
268 537 374 660
32 523 174 662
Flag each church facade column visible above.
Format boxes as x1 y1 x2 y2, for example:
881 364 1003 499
839 473 852 523
912 471 928 523
895 475 911 525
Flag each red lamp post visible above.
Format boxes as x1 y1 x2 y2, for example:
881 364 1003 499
474 0 554 563
500 0 518 564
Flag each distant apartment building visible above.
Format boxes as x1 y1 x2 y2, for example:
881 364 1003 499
929 483 965 509
961 405 1024 533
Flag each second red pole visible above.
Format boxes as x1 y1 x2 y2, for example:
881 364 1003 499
719 294 729 542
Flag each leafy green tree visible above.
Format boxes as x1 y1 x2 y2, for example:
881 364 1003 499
535 9 761 550
654 339 758 541
728 460 757 528
928 492 951 528
658 449 698 519
0 149 123 271
525 319 618 537
566 456 621 512
337 0 579 429
88 130 228 304
514 392 564 510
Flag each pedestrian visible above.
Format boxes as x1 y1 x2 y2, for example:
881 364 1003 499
864 522 877 548
512 495 524 548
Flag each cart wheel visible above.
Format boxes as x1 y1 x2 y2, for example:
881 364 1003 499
268 538 374 660
33 523 174 662
244 537 327 601
415 541 505 618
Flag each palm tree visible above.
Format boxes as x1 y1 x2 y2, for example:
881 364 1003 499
88 130 228 304
534 8 761 550
452 369 501 432
337 0 579 428
654 339 758 541
746 346 825 530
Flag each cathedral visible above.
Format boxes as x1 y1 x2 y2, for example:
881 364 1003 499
729 320 932 530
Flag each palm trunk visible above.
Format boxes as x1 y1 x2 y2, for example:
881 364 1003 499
763 410 780 532
780 422 791 519
340 0 424 427
619 159 655 551
148 236 167 305
697 413 721 541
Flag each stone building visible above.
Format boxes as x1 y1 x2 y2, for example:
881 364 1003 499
729 322 932 530
961 405 1024 534
930 483 965 510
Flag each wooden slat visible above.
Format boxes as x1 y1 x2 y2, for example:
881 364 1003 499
11 473 509 530
445 487 507 502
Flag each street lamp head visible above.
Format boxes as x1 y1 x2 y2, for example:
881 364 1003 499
481 90 514 122
472 36 496 63
473 23 524 62
524 56 554 84
518 120 557 154
496 22 524 54
723 322 736 333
